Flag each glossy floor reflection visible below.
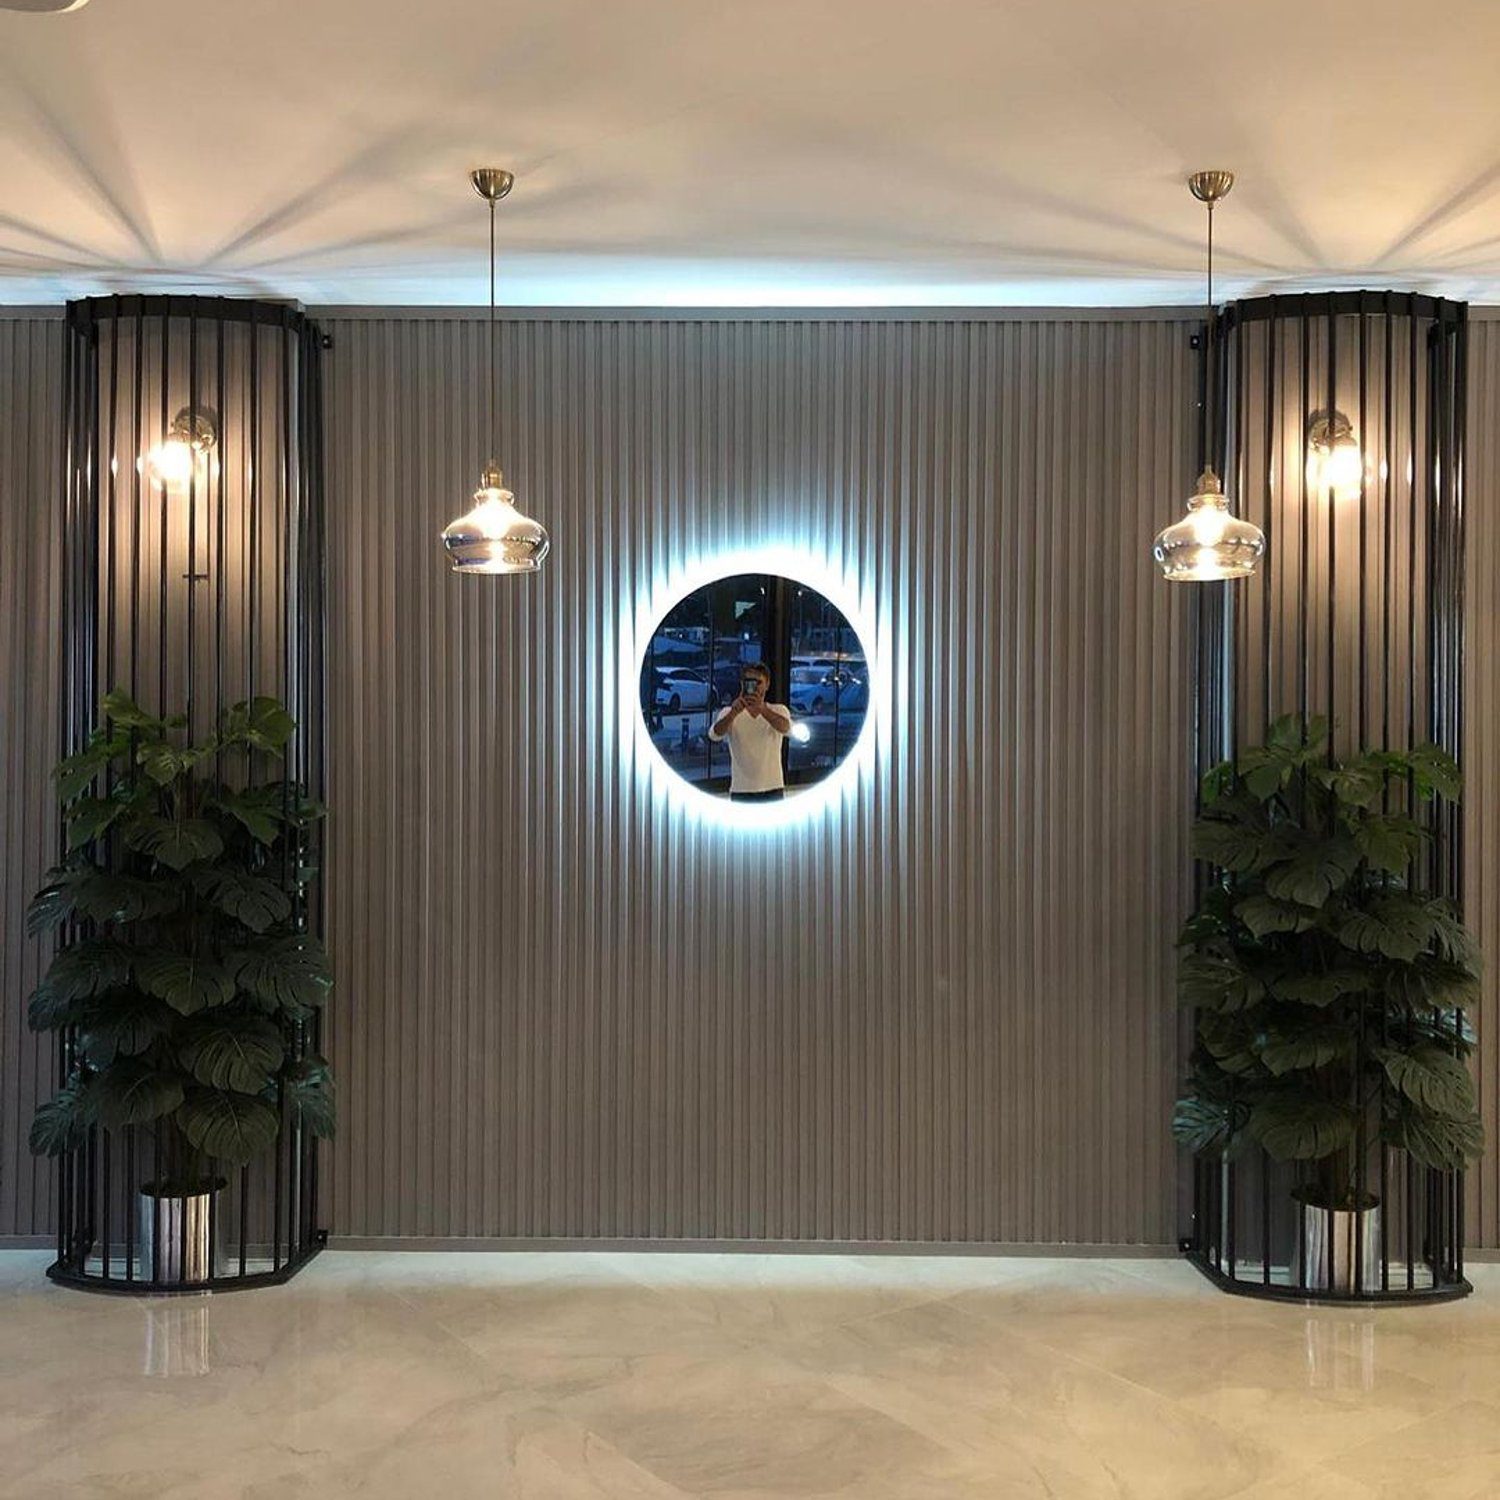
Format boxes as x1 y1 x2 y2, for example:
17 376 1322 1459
2 1250 1498 1498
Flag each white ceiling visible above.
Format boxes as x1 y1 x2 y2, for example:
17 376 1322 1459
3 0 1500 307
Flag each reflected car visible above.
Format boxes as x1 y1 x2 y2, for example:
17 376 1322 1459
789 667 865 714
653 667 713 712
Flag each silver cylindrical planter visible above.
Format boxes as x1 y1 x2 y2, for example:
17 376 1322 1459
1303 1202 1383 1294
138 1184 221 1285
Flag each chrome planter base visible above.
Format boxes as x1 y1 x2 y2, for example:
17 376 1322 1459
1302 1202 1382 1295
138 1184 223 1285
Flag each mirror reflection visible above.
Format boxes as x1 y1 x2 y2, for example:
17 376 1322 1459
639 573 869 803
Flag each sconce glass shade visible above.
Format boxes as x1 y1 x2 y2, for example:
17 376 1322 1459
141 407 217 490
440 469 550 575
1308 413 1364 500
1153 469 1266 582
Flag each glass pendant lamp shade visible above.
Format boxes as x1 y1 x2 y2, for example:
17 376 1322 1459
1151 169 1264 583
1153 468 1266 582
439 165 549 577
441 466 550 574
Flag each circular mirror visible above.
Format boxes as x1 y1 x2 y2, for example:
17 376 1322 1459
637 572 870 805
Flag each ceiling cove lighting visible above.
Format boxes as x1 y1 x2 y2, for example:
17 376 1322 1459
439 167 550 576
1152 170 1265 583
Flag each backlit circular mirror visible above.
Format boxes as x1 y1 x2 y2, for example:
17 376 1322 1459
638 572 870 806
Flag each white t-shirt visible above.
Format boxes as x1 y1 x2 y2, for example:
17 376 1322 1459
709 703 791 793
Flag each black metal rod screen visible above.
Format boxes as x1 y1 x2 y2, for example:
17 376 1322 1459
53 294 327 1293
1185 290 1468 1302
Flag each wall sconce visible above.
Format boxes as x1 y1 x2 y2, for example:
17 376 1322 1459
141 407 217 491
1307 410 1364 501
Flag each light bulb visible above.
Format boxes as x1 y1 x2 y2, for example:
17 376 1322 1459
1308 413 1363 501
1188 506 1229 546
140 407 217 492
144 438 197 490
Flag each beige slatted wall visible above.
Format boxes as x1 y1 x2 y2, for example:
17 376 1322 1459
0 313 62 1241
1466 320 1500 1249
315 311 1197 1244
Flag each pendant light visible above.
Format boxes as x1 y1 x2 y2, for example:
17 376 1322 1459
1152 171 1265 583
440 168 550 575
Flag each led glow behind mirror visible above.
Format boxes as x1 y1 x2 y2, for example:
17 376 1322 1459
627 557 878 824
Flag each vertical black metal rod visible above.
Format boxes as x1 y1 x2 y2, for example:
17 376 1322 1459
1262 305 1276 730
1357 299 1369 745
1325 302 1337 757
248 304 260 705
105 301 120 690
1381 295 1394 758
186 300 199 739
124 1123 135 1280
1298 307 1310 725
131 302 144 701
216 310 227 729
157 306 169 718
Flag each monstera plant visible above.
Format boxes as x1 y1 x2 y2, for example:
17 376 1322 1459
26 690 334 1193
1173 714 1483 1211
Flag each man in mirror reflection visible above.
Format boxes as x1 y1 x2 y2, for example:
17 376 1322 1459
708 663 792 801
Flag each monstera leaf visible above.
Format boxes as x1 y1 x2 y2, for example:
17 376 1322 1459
196 868 292 933
29 941 132 1027
90 1058 185 1129
135 952 236 1015
178 1089 280 1164
1235 895 1318 938
177 1013 285 1092
219 697 295 754
1386 1102 1484 1171
1375 1044 1475 1119
54 730 131 803
284 1054 337 1138
125 815 225 871
28 867 184 933
1247 1093 1357 1161
1336 898 1437 963
78 991 173 1067
231 938 333 1016
29 1080 92 1157
1262 836 1360 908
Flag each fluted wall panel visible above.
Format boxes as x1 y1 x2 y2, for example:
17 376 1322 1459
316 311 1200 1244
1465 321 1500 1249
0 313 62 1239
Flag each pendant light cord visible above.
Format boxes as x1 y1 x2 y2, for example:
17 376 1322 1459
489 195 501 468
1205 196 1216 474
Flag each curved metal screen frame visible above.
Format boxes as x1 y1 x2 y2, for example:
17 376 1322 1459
1183 290 1469 1303
51 294 328 1294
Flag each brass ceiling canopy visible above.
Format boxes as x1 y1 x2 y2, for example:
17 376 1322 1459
1187 170 1235 207
470 168 515 204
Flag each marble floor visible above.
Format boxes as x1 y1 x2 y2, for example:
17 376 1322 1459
2 1250 1499 1499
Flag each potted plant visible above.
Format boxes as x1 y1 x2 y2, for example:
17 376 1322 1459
26 690 335 1284
1173 714 1482 1292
